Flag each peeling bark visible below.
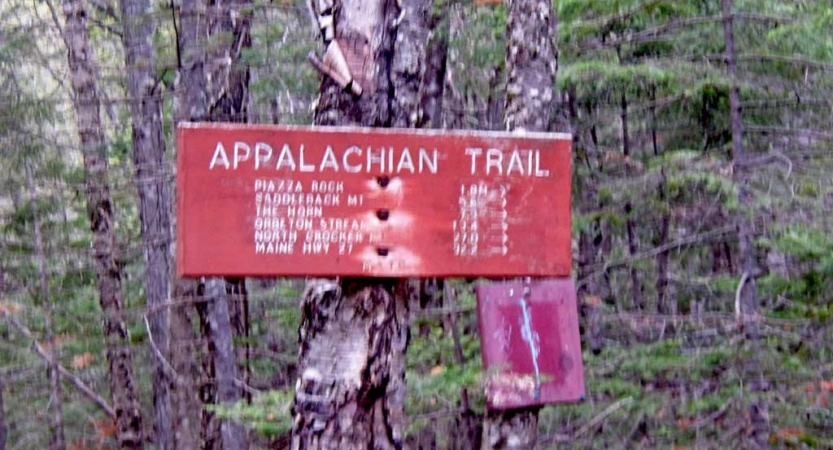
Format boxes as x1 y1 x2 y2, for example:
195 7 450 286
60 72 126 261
292 280 409 450
61 0 144 447
118 0 173 446
293 1 409 448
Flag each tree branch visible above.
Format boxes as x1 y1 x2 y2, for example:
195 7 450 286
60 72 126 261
1 312 116 418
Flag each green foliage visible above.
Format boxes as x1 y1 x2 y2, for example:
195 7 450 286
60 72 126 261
211 389 294 437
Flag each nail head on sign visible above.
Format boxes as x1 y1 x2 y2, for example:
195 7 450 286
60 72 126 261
376 175 390 188
376 209 390 221
376 247 389 256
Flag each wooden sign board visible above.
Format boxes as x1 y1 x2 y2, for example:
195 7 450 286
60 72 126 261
477 278 585 409
177 123 571 277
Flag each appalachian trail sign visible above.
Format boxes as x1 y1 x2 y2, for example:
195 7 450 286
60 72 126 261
176 122 585 409
177 123 572 278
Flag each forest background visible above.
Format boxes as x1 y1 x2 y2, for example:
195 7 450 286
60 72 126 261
1 0 832 448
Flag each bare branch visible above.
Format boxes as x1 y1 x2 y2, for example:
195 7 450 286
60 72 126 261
1 312 116 418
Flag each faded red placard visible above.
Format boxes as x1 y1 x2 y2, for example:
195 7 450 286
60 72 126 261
477 278 585 409
177 123 571 277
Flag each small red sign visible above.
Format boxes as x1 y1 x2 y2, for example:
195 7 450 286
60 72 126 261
177 123 571 277
477 279 585 409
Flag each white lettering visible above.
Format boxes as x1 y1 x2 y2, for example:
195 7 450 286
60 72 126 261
343 146 362 173
233 142 251 169
254 142 272 169
506 150 525 176
276 144 297 170
298 145 315 172
465 147 482 175
419 148 438 174
209 142 230 169
535 150 550 177
486 148 503 175
396 148 416 173
320 146 339 171
367 147 385 172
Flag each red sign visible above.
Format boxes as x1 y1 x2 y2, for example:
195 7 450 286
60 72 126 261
177 123 571 277
477 279 585 409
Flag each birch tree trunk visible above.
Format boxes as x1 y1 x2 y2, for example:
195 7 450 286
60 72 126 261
61 0 144 448
118 0 174 446
291 1 412 448
721 1 770 448
482 0 556 447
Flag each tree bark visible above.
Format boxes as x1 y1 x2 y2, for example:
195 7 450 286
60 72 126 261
651 87 674 316
169 282 201 450
26 163 65 450
291 1 410 448
61 0 145 447
620 90 643 311
203 2 253 446
482 0 556 447
441 4 466 130
721 1 769 448
391 0 429 128
0 370 5 450
202 280 246 450
171 0 210 446
118 0 174 446
175 0 252 447
417 10 449 130
292 280 409 450
655 170 672 315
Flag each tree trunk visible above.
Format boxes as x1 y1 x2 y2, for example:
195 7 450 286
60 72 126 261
0 370 5 450
656 170 672 315
203 1 253 446
721 1 769 448
61 1 145 447
170 282 201 450
651 88 674 316
441 4 466 130
482 0 556 448
391 0 429 128
175 0 253 447
418 9 449 130
26 163 66 450
620 90 643 311
291 1 410 448
202 280 246 450
171 0 210 446
292 280 409 450
118 0 173 446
